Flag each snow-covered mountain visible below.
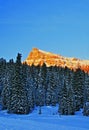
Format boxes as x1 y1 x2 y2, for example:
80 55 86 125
24 48 89 72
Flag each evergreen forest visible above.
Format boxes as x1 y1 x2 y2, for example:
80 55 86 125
0 53 89 116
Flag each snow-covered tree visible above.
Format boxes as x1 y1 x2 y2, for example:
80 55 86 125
84 73 89 103
72 68 84 110
83 102 89 116
58 81 68 115
0 58 6 99
58 68 75 115
46 66 58 106
1 59 14 109
36 67 45 106
67 87 75 115
8 53 29 114
24 64 35 111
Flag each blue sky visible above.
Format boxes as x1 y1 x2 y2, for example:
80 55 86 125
0 0 89 61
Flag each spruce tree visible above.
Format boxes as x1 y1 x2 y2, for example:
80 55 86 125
1 59 14 109
67 87 75 115
0 58 6 99
24 64 35 111
64 67 75 114
83 102 89 116
36 67 45 106
84 73 89 103
72 68 84 111
8 53 29 114
83 73 89 116
58 81 68 115
41 63 47 104
46 66 56 105
58 80 75 115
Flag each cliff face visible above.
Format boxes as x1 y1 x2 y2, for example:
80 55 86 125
24 48 89 73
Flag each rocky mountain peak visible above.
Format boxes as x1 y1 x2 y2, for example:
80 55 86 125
24 48 89 73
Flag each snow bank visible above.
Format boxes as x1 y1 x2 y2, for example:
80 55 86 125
0 105 89 130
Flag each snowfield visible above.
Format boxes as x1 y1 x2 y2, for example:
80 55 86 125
0 105 89 130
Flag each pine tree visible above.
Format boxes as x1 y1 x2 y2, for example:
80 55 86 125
45 67 52 105
72 68 84 111
83 73 89 116
83 102 89 116
58 81 68 115
67 87 75 115
36 67 45 106
8 53 29 114
41 63 47 104
84 73 89 103
46 66 57 105
1 59 14 109
1 78 11 109
57 67 65 103
58 79 75 115
64 67 75 115
23 64 35 111
0 58 6 100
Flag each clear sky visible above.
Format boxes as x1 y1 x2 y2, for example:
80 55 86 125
0 0 89 61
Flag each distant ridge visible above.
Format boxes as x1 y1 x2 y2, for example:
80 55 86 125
24 48 89 73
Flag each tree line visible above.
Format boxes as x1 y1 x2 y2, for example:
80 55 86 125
0 53 89 116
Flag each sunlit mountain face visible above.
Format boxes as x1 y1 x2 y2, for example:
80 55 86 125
24 48 89 73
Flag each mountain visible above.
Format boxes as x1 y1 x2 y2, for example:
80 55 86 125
24 48 89 72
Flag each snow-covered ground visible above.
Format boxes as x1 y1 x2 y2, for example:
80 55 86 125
0 105 89 130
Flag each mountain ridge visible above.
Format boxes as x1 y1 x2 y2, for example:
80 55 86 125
24 48 89 73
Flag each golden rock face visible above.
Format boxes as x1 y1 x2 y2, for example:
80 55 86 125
24 48 89 73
